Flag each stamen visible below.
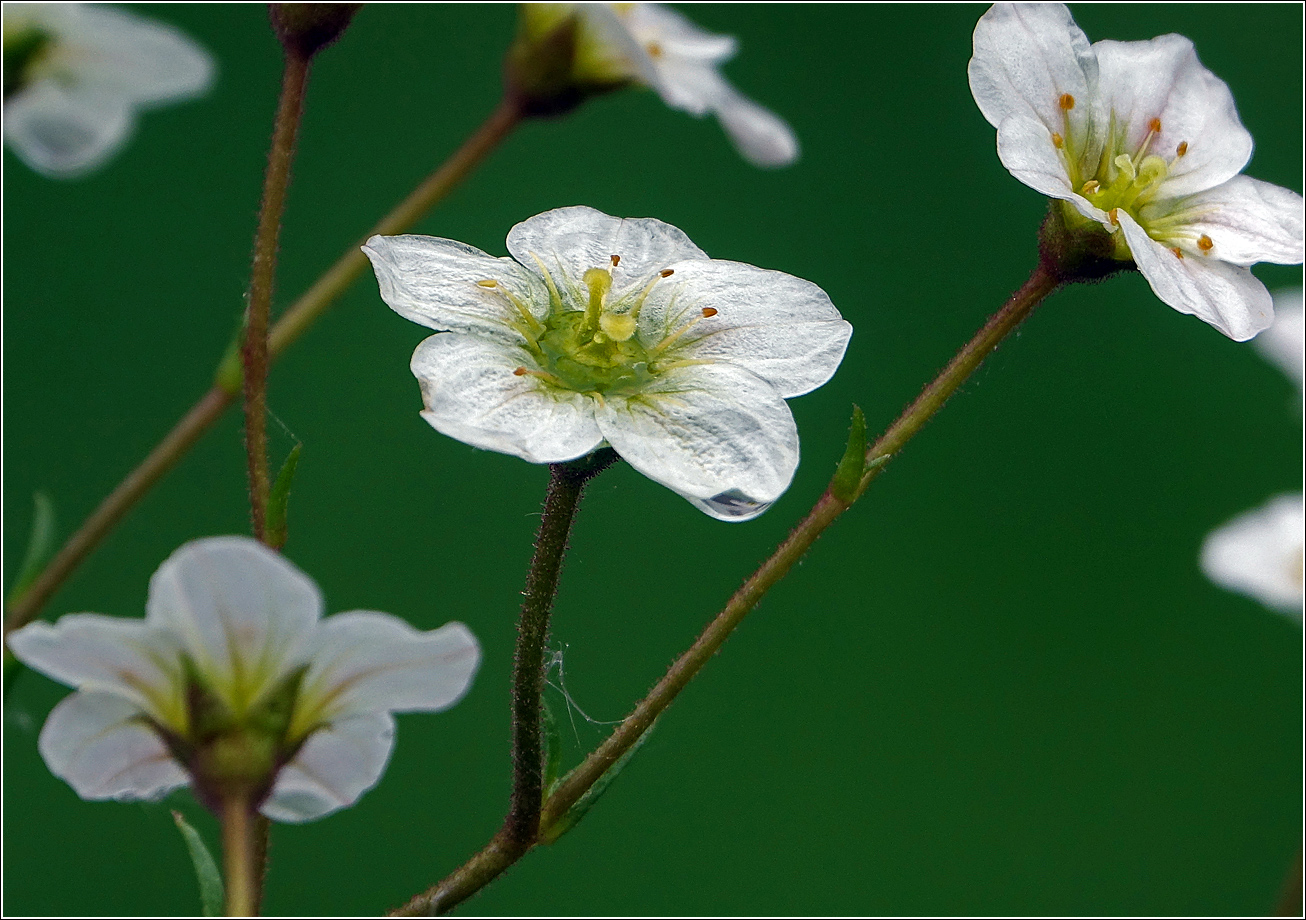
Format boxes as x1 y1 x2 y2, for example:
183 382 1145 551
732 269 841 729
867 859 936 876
1148 117 1162 134
514 366 566 386
651 309 713 355
1051 132 1064 149
1108 208 1120 226
1133 118 1161 164
1081 180 1100 195
1176 141 1188 157
525 251 565 313
701 307 718 318
1197 234 1214 253
1059 93 1075 110
647 41 663 58
476 279 498 288
650 357 716 373
610 254 621 267
1170 247 1184 260
660 268 674 278
497 286 545 338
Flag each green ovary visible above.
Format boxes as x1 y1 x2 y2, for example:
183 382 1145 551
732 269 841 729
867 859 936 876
535 308 657 394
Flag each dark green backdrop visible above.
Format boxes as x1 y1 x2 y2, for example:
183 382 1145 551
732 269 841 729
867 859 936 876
4 4 1302 916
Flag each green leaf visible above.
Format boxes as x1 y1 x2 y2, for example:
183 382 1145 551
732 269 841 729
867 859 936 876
265 443 303 550
172 810 224 917
542 698 564 795
830 405 867 502
541 720 656 845
6 492 56 607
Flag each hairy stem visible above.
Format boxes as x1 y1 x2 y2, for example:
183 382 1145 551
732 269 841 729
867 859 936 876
2 98 523 643
244 50 310 542
394 265 1061 915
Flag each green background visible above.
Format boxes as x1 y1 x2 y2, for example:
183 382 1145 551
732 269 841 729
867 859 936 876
4 3 1302 915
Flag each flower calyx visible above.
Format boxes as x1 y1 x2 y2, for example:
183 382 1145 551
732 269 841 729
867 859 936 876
504 5 627 118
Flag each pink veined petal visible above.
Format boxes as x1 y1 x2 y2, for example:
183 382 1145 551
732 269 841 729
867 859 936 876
594 362 798 522
6 614 184 730
363 234 545 344
3 80 133 178
410 332 604 464
39 692 189 802
640 259 850 398
1093 34 1252 199
145 536 321 717
260 712 396 823
1200 494 1304 616
968 3 1096 137
1117 210 1273 341
1155 176 1305 267
506 206 708 301
294 613 480 728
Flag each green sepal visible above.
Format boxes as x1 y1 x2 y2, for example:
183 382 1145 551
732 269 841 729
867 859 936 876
172 810 224 917
541 720 656 845
830 406 867 503
265 443 303 550
6 492 56 607
542 698 564 795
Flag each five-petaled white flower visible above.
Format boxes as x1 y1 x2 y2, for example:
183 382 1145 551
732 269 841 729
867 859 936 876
7 536 481 822
3 3 213 178
1201 494 1304 618
968 3 1304 340
363 206 851 521
525 2 798 167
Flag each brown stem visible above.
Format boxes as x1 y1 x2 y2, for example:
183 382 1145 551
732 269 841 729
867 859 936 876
221 795 259 917
244 50 311 543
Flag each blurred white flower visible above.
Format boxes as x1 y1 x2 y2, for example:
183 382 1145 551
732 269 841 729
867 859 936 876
525 2 798 167
1254 288 1304 395
1201 495 1304 617
7 537 481 822
364 206 851 521
3 3 213 178
968 3 1304 340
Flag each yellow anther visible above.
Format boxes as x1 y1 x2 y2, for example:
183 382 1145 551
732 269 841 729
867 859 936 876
610 254 621 267
647 41 663 58
513 366 527 376
1058 93 1075 110
660 268 674 278
1148 117 1162 134
1108 208 1120 226
1081 180 1100 194
701 307 718 318
1170 247 1184 260
476 279 498 288
1176 141 1188 157
1051 132 1064 149
1198 234 1214 253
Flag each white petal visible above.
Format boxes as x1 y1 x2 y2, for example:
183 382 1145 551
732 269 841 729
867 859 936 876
713 87 799 169
594 363 798 522
57 3 214 105
642 260 850 398
994 115 1108 224
410 332 604 463
260 712 395 823
1255 289 1304 391
4 80 133 178
968 3 1096 136
506 206 708 298
295 613 480 727
6 615 183 729
1157 177 1306 267
1201 494 1304 616
363 234 545 343
146 536 321 715
625 3 738 64
38 692 189 802
1118 210 1273 341
1093 34 1251 198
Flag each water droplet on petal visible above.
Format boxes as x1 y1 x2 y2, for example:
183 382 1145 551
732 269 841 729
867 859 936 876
692 490 771 522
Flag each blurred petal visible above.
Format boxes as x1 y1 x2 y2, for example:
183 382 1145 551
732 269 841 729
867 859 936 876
293 613 480 732
363 234 545 342
146 537 321 715
1201 494 1304 616
260 712 395 823
714 88 799 168
6 614 184 730
644 259 851 397
1255 289 1305 391
39 692 189 802
1119 210 1273 341
411 332 604 463
4 81 132 178
595 363 798 522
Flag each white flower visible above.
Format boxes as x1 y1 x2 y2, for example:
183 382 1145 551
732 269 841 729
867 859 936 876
968 3 1304 341
6 536 481 822
3 3 213 178
363 206 851 521
527 2 798 167
1201 494 1304 617
1254 288 1305 395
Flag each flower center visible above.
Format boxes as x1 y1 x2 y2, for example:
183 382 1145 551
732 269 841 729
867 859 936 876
483 255 718 395
2 22 53 101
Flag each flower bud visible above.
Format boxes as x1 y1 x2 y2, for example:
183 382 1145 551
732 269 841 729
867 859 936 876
269 3 361 60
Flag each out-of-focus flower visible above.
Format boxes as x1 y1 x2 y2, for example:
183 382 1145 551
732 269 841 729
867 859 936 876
512 3 797 167
364 206 851 521
1255 288 1305 395
7 537 481 821
2 3 213 178
968 3 1303 340
1201 494 1304 617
